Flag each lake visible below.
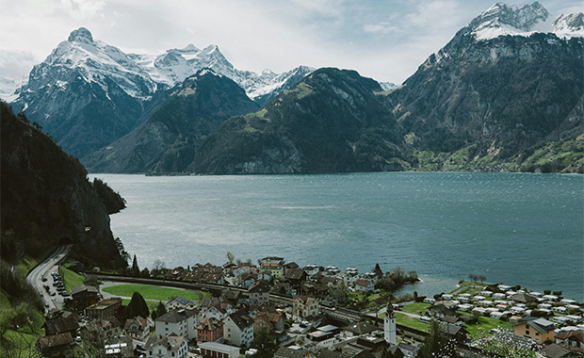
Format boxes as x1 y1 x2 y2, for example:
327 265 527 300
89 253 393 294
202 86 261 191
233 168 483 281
90 172 584 301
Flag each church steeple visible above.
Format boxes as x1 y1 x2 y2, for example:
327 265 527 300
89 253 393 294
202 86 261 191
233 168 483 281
384 301 397 345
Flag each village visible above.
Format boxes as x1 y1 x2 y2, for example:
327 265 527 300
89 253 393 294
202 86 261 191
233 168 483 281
37 255 584 358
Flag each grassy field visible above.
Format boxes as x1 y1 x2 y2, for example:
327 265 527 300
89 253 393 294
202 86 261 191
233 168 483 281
462 314 513 338
400 302 430 315
102 284 211 302
395 312 431 333
61 266 85 293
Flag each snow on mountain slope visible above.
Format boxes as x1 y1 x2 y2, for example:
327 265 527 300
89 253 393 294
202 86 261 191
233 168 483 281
34 27 158 99
468 2 583 40
130 43 314 102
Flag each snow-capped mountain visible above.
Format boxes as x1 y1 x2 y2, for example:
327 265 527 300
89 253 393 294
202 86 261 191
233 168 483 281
468 1 584 40
130 43 314 105
8 27 314 158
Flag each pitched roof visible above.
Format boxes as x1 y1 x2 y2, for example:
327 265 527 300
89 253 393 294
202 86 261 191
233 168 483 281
42 315 79 335
555 330 584 343
167 296 195 306
540 343 573 358
342 321 379 335
355 279 372 287
226 310 253 330
517 317 556 333
37 332 73 349
145 333 184 352
156 309 197 323
70 284 98 295
248 280 270 293
509 293 538 303
285 268 306 280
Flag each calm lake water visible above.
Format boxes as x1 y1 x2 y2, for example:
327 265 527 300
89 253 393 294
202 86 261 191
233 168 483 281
90 172 584 301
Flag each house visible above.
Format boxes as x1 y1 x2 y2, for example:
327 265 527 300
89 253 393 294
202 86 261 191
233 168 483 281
145 333 188 358
441 323 468 343
36 332 73 357
80 318 122 343
252 310 285 334
354 279 375 293
70 284 99 308
284 262 300 275
257 270 274 283
259 257 285 278
199 342 240 358
221 289 243 305
513 317 556 344
248 281 270 306
428 304 458 321
200 304 228 321
123 316 152 341
342 321 380 337
292 295 320 321
85 298 122 321
197 317 224 343
555 330 584 351
42 315 79 336
540 343 584 358
166 296 199 311
223 310 254 347
236 273 257 288
285 268 308 287
232 263 257 277
155 308 198 341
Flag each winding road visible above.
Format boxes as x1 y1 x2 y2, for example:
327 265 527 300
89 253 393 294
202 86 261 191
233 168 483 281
27 244 73 311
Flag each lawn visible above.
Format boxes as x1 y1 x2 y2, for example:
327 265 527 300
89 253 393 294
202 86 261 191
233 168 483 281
395 312 430 333
401 302 430 315
122 299 161 311
461 313 513 338
61 266 85 293
102 284 211 302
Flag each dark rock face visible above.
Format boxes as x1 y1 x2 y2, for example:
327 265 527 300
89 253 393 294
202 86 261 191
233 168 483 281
191 68 409 174
0 101 126 269
81 70 259 174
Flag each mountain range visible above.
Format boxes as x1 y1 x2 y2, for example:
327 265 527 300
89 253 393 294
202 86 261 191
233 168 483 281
7 1 584 174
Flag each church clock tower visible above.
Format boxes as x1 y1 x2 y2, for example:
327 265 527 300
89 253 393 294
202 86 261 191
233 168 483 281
384 302 397 345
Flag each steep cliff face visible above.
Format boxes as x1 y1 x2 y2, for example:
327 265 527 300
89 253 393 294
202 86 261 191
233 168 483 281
191 68 408 174
81 70 259 174
1 101 126 269
386 3 584 167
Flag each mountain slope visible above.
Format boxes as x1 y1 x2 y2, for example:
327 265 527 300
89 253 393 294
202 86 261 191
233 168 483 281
191 68 408 174
385 2 584 172
0 101 127 269
10 28 159 158
81 70 259 174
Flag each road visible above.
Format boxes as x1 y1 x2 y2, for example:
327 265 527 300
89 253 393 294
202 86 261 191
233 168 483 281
27 244 73 311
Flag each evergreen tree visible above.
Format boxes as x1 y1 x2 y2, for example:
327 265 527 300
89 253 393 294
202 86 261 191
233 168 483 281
126 292 149 318
131 255 140 278
416 320 456 358
151 301 167 320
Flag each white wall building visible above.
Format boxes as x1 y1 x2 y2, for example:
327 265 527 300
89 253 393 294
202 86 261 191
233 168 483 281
384 303 397 345
155 309 198 341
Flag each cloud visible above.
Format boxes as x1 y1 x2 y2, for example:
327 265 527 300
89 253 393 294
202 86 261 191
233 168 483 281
363 22 399 34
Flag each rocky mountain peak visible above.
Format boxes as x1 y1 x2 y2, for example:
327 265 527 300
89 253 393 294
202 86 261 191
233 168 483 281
67 27 94 44
469 1 551 39
554 13 584 37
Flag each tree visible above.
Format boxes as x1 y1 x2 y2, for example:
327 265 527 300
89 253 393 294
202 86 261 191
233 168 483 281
151 301 167 320
126 292 149 318
226 251 235 263
252 328 277 358
131 255 140 278
416 320 456 358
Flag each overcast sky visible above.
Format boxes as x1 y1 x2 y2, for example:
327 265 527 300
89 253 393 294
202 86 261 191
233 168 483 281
0 0 581 86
